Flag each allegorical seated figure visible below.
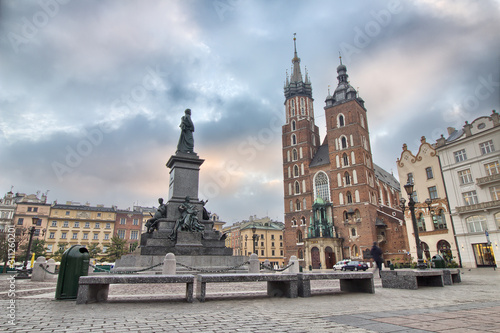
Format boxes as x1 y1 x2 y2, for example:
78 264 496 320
169 196 205 240
145 198 166 233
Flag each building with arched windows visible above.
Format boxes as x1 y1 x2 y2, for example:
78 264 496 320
397 136 459 266
282 37 408 269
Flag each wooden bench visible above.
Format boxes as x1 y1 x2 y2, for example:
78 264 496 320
381 269 445 290
297 272 374 297
76 274 195 304
196 273 298 302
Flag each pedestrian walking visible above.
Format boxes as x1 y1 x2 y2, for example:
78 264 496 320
370 242 383 277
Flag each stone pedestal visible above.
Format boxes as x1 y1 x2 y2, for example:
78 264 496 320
136 151 232 258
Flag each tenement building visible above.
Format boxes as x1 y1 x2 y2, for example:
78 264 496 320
435 111 499 268
282 38 408 269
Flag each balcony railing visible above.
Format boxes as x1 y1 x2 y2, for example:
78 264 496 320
476 173 500 186
456 200 500 214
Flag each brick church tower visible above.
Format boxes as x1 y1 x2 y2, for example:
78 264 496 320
282 38 408 269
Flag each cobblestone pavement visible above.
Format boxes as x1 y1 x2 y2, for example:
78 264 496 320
1 268 499 332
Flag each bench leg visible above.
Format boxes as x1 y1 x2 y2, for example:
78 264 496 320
76 284 109 304
442 270 452 285
298 279 311 297
185 282 194 303
340 278 375 294
196 281 206 302
267 281 298 298
381 271 418 290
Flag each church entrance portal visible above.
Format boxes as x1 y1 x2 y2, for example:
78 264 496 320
311 247 320 269
325 247 335 269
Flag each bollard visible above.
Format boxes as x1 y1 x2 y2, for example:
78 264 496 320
248 253 260 273
88 259 96 275
31 256 47 282
46 259 57 279
288 255 299 274
163 253 176 275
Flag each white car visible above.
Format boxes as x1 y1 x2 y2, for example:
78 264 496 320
333 260 350 271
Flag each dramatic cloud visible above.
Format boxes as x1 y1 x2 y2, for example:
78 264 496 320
1 0 499 224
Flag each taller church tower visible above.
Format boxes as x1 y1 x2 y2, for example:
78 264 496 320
282 36 320 262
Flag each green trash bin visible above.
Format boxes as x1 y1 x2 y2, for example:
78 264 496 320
55 245 90 300
431 254 446 268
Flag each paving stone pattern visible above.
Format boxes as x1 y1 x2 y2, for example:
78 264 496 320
1 268 499 332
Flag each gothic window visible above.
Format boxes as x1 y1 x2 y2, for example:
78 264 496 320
301 98 305 115
421 242 431 260
354 209 361 221
296 199 301 211
339 114 345 127
360 114 365 128
343 153 348 166
341 136 348 149
297 230 303 243
346 191 353 204
433 210 447 230
295 181 300 194
345 172 351 185
417 213 426 232
292 148 298 161
292 120 296 131
314 172 330 201
343 211 349 223
291 134 297 145
351 228 356 236
352 245 359 257
437 240 452 261
294 165 299 177
291 218 297 226
303 198 307 210
289 200 293 212
301 216 306 225
291 99 295 116
298 248 303 259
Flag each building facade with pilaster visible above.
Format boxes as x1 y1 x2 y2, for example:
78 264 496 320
435 111 500 268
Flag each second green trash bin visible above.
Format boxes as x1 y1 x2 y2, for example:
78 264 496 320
431 254 446 268
55 245 90 300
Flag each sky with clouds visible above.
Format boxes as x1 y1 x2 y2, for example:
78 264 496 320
1 0 499 224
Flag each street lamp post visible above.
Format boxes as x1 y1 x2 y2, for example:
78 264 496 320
400 183 427 270
15 217 38 279
251 227 259 255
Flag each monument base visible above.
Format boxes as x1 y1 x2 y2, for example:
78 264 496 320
113 253 249 273
140 226 232 256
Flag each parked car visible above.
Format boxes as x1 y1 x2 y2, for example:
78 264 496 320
342 261 368 271
333 260 350 271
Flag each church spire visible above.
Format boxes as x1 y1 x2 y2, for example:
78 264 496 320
290 33 303 83
284 33 312 99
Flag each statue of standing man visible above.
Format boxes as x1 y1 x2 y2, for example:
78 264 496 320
176 108 195 153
